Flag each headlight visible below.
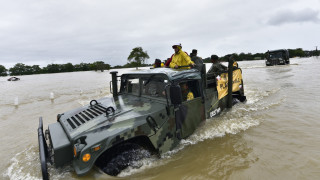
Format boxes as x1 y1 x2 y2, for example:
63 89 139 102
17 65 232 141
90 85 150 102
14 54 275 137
82 153 91 162
91 144 101 152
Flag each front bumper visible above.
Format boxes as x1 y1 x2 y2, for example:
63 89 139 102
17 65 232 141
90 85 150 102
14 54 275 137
38 117 49 180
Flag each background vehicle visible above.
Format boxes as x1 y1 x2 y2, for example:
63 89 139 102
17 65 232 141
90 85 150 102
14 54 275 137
38 61 246 179
7 77 20 81
266 49 290 66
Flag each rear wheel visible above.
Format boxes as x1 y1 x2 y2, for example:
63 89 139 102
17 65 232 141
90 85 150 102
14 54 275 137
95 143 151 176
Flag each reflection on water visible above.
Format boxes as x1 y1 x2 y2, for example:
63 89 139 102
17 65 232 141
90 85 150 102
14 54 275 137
1 58 320 179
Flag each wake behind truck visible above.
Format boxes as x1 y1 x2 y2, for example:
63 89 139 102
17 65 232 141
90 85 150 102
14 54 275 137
38 60 246 179
266 49 290 66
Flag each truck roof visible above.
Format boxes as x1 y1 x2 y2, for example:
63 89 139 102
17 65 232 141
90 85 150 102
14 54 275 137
267 49 288 53
121 68 202 82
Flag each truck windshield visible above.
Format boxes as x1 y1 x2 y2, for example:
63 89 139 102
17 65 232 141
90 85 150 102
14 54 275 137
142 78 167 98
270 52 283 59
122 77 168 98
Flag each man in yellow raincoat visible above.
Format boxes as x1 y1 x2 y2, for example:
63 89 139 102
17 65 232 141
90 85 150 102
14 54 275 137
169 43 195 69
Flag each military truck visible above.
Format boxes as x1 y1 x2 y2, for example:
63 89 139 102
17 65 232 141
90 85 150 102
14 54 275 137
265 49 290 66
38 61 246 179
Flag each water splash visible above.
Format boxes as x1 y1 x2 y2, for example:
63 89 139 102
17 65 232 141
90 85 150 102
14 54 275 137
4 146 42 180
185 115 260 144
245 87 281 104
117 155 160 177
4 146 73 180
119 85 283 176
118 102 263 177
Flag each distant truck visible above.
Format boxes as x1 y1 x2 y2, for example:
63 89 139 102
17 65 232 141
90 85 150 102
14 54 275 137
266 49 290 66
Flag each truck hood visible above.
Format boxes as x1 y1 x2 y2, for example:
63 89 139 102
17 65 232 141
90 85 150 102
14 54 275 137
58 94 167 140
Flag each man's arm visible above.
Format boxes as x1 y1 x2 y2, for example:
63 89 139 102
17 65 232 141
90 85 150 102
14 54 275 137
219 64 228 71
169 57 177 68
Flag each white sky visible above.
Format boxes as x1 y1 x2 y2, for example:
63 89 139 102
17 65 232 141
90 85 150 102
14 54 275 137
0 0 319 68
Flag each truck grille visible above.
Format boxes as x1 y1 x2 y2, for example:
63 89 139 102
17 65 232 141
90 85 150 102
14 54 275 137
66 104 107 129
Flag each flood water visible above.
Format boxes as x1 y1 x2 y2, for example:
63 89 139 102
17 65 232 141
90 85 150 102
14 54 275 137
1 57 320 180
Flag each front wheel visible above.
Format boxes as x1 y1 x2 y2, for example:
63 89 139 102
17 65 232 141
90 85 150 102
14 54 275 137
95 143 151 176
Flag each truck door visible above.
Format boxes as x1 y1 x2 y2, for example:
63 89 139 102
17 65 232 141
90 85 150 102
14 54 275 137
175 80 205 139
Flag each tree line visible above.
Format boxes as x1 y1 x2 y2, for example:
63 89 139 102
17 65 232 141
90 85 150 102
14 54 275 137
0 47 318 77
0 61 110 76
203 48 319 63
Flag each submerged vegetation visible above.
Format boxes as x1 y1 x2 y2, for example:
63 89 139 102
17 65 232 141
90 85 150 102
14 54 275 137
0 48 318 77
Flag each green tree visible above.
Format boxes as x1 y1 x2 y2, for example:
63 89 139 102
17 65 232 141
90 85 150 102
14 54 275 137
24 65 34 75
289 48 305 58
127 47 150 69
9 63 27 75
0 65 8 76
296 48 304 57
253 53 265 60
203 57 211 63
92 61 110 72
220 53 239 62
31 65 42 74
46 64 61 73
112 65 123 69
61 63 74 72
74 63 90 71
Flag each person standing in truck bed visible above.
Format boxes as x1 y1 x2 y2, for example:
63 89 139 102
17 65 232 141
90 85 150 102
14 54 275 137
168 43 195 69
207 55 227 75
190 49 203 71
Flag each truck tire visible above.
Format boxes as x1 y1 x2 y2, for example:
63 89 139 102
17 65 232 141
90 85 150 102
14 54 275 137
95 143 151 176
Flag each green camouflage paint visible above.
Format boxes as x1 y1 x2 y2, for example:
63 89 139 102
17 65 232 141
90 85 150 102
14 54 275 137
39 67 246 177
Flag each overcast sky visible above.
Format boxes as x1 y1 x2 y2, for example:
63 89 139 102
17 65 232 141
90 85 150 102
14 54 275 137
1 0 320 68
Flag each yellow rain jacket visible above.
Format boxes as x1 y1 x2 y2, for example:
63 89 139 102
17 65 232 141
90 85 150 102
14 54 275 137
169 49 194 69
187 91 194 100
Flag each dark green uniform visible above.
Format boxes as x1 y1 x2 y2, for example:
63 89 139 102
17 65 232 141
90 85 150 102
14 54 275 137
207 62 227 75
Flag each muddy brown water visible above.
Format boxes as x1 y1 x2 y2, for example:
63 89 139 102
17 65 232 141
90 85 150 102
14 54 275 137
1 57 320 180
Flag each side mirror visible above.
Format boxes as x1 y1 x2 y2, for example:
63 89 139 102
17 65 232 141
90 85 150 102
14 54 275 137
170 85 182 105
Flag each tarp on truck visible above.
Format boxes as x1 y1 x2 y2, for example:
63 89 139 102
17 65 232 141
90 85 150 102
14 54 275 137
216 69 243 100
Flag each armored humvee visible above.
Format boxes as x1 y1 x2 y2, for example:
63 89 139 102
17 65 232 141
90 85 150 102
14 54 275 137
38 61 246 179
266 49 290 66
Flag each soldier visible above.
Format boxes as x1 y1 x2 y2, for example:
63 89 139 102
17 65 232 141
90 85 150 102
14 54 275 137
180 82 194 101
207 55 227 75
153 59 162 68
190 49 203 71
169 43 195 69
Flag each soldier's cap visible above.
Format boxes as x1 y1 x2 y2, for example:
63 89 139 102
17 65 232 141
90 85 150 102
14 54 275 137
192 49 197 54
172 43 182 49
